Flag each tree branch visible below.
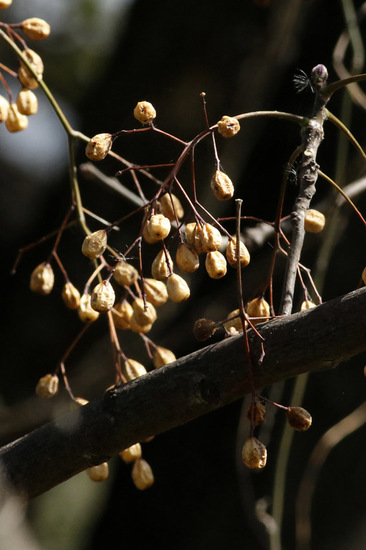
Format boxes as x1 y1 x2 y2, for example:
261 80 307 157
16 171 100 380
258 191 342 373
1 287 366 501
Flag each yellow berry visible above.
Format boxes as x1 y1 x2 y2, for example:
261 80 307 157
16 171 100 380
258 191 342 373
143 278 168 307
159 193 184 221
90 281 115 312
82 229 107 259
167 273 190 302
0 95 9 122
205 250 227 279
35 374 59 398
242 437 267 469
133 101 156 124
113 261 139 286
300 299 316 311
30 262 54 295
5 103 28 132
132 298 157 326
151 249 173 280
132 458 154 490
21 18 51 41
0 0 12 9
124 359 147 381
304 209 326 233
146 214 171 240
62 282 80 310
246 297 270 325
217 115 240 138
78 293 100 323
210 170 234 201
86 462 109 482
112 300 133 329
152 346 176 368
18 49 44 89
16 88 38 115
226 236 250 268
85 133 112 161
176 243 199 273
120 443 142 463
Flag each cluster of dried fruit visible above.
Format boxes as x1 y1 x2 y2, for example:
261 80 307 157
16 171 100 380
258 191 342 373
0 11 50 132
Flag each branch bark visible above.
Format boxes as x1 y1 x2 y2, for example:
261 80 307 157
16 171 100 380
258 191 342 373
1 286 366 501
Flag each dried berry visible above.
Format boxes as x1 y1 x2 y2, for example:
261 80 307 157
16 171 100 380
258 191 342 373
246 297 270 325
85 133 112 161
217 115 240 138
167 273 190 302
205 250 227 279
81 229 107 259
132 298 157 326
35 374 59 398
112 300 133 329
120 443 142 463
242 437 267 469
5 103 28 132
300 299 316 311
0 95 9 122
304 209 326 233
176 243 199 273
223 309 244 334
143 278 168 307
152 346 176 368
187 223 222 254
133 101 156 124
286 406 312 431
16 88 38 115
226 236 250 268
78 293 100 323
146 214 171 240
113 261 139 287
124 359 147 381
193 318 216 341
129 315 153 334
151 249 173 280
21 18 51 41
30 262 54 295
132 458 154 490
91 281 115 312
86 462 109 482
210 170 234 200
160 193 184 221
247 401 266 426
18 49 44 89
0 0 12 9
62 282 80 310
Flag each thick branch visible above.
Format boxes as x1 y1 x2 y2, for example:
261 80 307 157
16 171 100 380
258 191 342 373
1 287 366 500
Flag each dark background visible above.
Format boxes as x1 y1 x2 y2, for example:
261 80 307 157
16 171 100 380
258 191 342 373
1 1 366 549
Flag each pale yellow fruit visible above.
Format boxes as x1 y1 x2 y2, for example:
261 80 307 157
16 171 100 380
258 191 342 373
90 281 115 312
132 298 157 326
160 193 184 221
30 262 54 295
0 95 9 122
82 230 107 259
62 282 80 310
22 17 51 41
210 170 234 200
112 300 133 329
217 115 240 138
304 209 325 233
205 250 227 279
226 236 250 268
246 297 270 325
167 273 190 302
134 101 156 124
86 462 109 482
132 458 154 490
143 278 168 306
124 359 147 381
120 443 142 463
5 103 28 132
85 133 112 161
78 294 100 323
35 374 59 398
151 249 173 280
146 214 171 240
113 261 139 286
16 88 38 115
242 437 267 469
152 346 176 368
176 243 199 273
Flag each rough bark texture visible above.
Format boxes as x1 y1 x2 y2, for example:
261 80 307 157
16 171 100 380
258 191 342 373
1 286 366 501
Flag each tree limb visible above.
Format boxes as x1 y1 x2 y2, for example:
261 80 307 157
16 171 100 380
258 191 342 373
1 286 366 501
